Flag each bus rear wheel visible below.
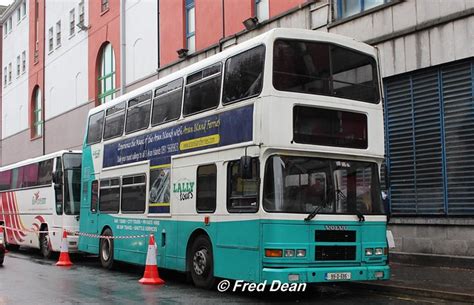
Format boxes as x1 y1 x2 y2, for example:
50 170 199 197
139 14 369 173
99 228 114 270
190 235 215 289
39 232 52 259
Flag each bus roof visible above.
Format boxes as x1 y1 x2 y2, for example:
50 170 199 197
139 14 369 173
0 150 81 171
88 28 377 117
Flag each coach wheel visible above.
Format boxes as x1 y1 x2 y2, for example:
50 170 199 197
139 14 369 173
190 235 215 289
99 228 114 270
39 232 53 259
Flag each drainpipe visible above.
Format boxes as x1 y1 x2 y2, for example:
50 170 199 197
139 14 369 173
120 0 126 95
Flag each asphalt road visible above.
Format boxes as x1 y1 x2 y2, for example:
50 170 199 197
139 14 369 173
0 249 463 305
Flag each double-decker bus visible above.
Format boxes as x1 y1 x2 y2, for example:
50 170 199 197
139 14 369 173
78 28 389 288
0 150 82 258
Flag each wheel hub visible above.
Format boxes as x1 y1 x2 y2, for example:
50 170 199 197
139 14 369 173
102 239 111 261
193 249 208 276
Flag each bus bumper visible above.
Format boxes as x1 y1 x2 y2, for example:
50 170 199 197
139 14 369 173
262 265 390 284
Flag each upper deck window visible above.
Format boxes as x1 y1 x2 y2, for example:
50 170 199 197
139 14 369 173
273 39 379 104
151 78 183 126
125 91 152 134
223 45 265 105
103 101 126 140
183 63 221 116
86 111 104 145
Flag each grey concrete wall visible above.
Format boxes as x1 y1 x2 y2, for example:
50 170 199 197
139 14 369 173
44 101 94 153
2 129 44 165
1 100 93 165
389 221 474 257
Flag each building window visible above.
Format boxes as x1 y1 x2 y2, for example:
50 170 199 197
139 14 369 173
69 9 75 36
255 0 269 22
337 0 391 19
32 87 43 138
48 27 53 52
56 21 61 47
22 1 26 18
8 63 11 83
17 7 21 23
79 1 85 24
3 23 7 36
185 0 195 53
22 51 26 73
8 17 12 33
3 67 7 86
101 0 109 12
98 43 116 104
16 56 20 77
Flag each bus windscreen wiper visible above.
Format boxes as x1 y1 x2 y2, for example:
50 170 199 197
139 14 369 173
304 205 323 222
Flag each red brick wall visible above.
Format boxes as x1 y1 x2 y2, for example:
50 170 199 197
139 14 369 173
269 0 306 17
160 0 186 67
224 0 253 37
195 0 223 51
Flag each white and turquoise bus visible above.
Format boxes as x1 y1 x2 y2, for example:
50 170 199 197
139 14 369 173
78 28 389 288
0 150 82 257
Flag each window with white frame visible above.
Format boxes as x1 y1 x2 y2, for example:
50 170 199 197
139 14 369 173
69 9 75 36
8 17 12 33
3 67 7 86
22 51 26 73
98 43 116 104
17 7 21 23
101 0 109 12
48 27 53 52
255 0 269 22
22 1 26 17
32 87 43 137
16 56 20 77
3 23 7 36
56 21 61 47
185 0 195 53
79 1 85 24
336 0 391 19
8 63 12 83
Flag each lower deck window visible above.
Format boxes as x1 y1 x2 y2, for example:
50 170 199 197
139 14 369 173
196 164 217 213
121 175 146 213
99 178 120 213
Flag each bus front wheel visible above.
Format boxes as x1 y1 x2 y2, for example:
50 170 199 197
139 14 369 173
39 232 52 259
99 228 114 269
190 235 215 289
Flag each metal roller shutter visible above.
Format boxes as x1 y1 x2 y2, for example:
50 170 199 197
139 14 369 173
384 59 474 216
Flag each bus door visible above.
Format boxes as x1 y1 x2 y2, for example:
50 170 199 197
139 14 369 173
88 177 100 235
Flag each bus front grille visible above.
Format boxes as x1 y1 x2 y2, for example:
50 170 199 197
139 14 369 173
315 230 356 242
315 246 356 261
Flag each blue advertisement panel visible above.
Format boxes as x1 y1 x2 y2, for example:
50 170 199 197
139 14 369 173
103 105 254 168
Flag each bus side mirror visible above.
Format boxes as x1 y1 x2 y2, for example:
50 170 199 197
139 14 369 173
52 171 63 185
240 156 253 179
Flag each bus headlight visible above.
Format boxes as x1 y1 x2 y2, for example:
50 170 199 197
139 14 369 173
284 249 295 257
375 248 384 256
365 248 374 256
296 249 306 257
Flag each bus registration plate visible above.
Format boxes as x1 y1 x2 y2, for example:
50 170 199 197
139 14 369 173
325 272 351 281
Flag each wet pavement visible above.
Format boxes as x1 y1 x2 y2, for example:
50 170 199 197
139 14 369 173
0 249 467 305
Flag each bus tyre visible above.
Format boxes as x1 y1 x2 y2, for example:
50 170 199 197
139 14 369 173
190 235 215 289
4 229 19 251
39 232 53 259
99 228 114 270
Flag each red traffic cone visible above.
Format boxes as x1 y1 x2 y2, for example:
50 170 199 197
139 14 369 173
56 230 73 266
139 234 164 285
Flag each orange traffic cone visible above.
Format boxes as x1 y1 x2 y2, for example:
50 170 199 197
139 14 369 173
139 234 164 285
56 230 73 266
